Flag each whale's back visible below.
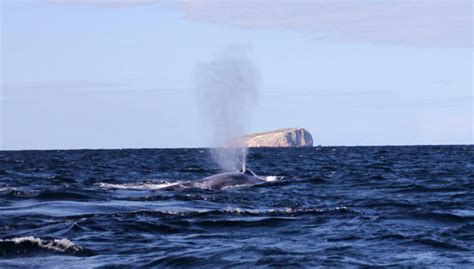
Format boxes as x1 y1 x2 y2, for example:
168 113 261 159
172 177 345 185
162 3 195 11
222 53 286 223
161 171 262 190
194 172 261 190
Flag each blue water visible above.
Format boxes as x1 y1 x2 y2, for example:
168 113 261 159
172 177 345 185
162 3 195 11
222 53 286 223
1 146 473 267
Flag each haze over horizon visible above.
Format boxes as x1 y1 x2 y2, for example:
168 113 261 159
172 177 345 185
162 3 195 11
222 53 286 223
1 0 472 150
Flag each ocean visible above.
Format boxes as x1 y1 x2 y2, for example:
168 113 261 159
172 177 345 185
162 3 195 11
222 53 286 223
0 146 473 267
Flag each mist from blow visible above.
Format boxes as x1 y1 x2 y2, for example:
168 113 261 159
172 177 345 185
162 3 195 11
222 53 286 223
194 50 259 172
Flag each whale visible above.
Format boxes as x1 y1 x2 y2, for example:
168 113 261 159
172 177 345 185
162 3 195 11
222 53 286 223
162 168 264 190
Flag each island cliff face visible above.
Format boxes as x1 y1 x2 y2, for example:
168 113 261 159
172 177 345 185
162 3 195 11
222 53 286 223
238 128 313 148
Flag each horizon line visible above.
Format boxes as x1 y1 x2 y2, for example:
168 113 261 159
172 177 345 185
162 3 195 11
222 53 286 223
1 143 472 152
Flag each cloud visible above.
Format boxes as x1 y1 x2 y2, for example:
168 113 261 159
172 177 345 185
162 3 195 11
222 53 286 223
178 0 473 48
49 0 161 7
1 81 127 91
44 0 473 47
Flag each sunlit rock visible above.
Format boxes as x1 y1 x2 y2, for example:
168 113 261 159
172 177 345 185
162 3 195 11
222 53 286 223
236 128 313 148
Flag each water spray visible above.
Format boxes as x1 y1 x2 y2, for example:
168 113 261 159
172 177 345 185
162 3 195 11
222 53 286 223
194 48 259 172
242 149 246 172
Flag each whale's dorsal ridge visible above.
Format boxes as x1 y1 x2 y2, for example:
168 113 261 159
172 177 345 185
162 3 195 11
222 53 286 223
242 168 257 177
162 168 262 191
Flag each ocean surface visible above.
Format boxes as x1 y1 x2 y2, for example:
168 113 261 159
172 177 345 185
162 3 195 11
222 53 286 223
0 146 473 268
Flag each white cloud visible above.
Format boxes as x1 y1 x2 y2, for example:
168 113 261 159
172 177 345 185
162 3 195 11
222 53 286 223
49 0 160 7
45 0 473 47
178 0 473 48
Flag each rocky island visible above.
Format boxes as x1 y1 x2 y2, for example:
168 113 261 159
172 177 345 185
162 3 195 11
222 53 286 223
237 128 313 148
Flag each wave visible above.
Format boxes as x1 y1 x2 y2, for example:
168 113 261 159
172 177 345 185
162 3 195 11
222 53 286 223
261 176 281 182
0 187 39 199
409 211 474 223
83 206 355 220
27 206 354 224
0 187 17 193
411 238 469 251
0 236 93 258
40 207 355 234
97 182 180 190
185 207 353 228
35 191 93 201
0 187 93 201
218 206 350 215
97 175 282 191
394 185 467 193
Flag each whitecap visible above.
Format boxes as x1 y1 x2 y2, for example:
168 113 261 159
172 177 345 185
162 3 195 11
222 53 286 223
0 187 17 192
97 182 180 190
261 175 282 182
0 236 83 253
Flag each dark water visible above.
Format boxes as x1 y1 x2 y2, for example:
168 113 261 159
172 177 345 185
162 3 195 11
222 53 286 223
0 146 473 267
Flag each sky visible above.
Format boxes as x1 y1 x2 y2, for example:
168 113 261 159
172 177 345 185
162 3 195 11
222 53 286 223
0 0 472 150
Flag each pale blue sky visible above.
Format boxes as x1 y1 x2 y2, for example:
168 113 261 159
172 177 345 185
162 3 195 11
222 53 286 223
1 0 472 150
